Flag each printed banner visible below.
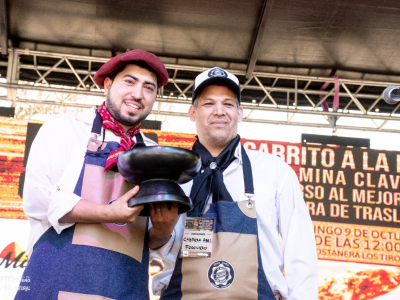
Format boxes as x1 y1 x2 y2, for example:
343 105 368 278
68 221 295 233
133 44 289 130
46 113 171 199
301 143 400 267
1 116 400 299
318 260 400 299
315 221 400 265
0 218 31 299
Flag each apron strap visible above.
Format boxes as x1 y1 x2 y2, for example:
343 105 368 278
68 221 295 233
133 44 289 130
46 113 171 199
241 145 255 198
135 133 144 144
91 111 103 135
132 132 146 148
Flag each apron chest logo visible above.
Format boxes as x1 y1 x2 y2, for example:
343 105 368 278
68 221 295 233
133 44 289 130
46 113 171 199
208 260 235 289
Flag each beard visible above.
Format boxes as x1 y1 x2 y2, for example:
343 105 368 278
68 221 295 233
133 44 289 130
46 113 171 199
105 93 146 128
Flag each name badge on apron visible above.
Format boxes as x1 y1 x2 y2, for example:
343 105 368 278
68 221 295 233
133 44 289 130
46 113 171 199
180 217 215 258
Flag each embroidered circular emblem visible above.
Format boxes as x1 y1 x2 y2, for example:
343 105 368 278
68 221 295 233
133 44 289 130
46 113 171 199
208 260 235 289
208 67 228 78
107 199 126 226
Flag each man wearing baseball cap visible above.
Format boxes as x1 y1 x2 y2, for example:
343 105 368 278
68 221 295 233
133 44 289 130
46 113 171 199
16 49 179 299
155 67 318 299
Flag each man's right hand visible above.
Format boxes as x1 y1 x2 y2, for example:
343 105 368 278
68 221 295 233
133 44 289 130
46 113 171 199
59 185 144 224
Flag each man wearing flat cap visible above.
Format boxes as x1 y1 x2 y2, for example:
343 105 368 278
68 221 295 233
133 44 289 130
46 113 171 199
154 67 318 299
15 49 179 300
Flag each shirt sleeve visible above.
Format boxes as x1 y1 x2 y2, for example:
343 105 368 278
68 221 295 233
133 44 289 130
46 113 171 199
277 166 319 300
23 116 84 239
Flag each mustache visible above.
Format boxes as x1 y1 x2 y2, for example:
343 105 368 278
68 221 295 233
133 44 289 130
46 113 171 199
124 99 143 109
210 118 229 123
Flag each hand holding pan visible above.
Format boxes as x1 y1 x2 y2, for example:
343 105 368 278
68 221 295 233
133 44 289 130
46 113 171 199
117 145 201 216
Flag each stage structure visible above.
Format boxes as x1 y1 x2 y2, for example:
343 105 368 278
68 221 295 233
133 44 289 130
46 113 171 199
0 48 399 133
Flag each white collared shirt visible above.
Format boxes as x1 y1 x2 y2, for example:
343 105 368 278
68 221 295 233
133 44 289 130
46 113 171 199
23 107 157 254
152 143 318 300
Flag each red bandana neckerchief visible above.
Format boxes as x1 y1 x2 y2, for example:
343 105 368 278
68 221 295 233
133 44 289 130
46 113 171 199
97 102 141 171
